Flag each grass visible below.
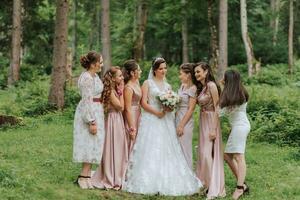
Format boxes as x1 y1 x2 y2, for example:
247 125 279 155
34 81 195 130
0 111 299 200
0 62 299 199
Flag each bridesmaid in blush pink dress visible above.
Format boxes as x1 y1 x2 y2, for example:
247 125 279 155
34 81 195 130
91 66 128 190
175 63 197 169
193 62 226 199
122 60 142 156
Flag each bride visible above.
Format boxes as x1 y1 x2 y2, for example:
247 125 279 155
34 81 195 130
122 57 202 196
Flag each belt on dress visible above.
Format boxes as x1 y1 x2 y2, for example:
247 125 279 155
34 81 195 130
93 98 102 103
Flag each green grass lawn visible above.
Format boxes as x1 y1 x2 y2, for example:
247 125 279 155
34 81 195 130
0 112 299 200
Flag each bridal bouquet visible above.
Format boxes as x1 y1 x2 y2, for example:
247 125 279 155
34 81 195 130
157 90 181 110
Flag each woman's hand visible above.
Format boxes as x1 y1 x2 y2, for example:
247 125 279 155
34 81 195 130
176 124 184 137
129 128 137 140
163 106 174 113
209 132 216 141
156 110 166 118
89 123 97 135
117 80 125 92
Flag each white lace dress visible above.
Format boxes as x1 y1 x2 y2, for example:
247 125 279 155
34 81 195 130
220 102 251 154
122 79 202 196
73 72 105 164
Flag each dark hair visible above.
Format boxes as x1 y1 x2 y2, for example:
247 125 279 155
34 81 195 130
192 62 221 96
220 70 249 108
180 63 197 86
152 57 166 76
123 59 139 83
80 51 101 69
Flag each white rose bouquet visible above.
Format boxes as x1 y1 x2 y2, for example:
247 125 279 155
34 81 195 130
157 89 181 110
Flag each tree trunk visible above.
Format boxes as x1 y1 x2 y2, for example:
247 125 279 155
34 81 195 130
181 0 189 63
288 0 294 74
133 0 148 62
208 0 219 72
8 0 22 85
101 0 111 74
71 0 77 68
270 0 281 46
217 0 228 81
48 0 69 109
240 0 258 77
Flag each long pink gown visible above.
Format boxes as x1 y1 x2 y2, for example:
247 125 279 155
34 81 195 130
124 85 142 156
196 81 226 199
91 92 128 190
175 85 197 169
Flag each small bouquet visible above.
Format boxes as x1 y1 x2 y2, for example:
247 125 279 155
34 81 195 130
157 89 181 110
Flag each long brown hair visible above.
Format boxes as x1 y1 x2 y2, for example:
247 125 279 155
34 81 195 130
220 70 249 108
101 66 121 110
192 62 221 96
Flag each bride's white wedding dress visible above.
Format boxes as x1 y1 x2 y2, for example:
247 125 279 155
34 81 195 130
122 79 202 196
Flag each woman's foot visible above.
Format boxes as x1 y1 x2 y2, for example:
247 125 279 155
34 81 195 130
86 178 94 189
74 175 91 189
232 185 248 200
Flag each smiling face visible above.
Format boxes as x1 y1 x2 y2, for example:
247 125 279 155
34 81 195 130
154 63 167 79
194 65 208 82
113 69 124 84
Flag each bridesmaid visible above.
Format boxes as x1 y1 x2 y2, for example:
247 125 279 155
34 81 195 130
122 59 142 156
193 62 226 199
91 66 128 190
73 51 105 189
175 63 197 169
220 70 250 200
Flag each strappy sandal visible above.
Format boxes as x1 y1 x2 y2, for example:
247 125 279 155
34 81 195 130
74 175 91 189
233 184 248 200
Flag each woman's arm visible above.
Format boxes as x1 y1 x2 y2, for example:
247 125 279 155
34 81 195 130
110 89 124 111
141 80 165 118
208 82 220 140
177 97 197 136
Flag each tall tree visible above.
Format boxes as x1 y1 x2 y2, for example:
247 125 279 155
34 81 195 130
133 0 148 62
181 0 189 63
101 0 111 73
8 0 22 85
71 0 77 68
288 0 294 74
240 0 259 77
270 0 281 46
217 0 228 81
48 0 69 109
208 0 219 71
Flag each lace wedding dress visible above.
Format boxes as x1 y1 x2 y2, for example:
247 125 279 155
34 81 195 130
122 78 202 196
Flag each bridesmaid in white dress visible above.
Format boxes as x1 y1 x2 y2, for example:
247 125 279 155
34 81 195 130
175 63 197 169
219 70 251 200
122 57 202 196
73 51 105 189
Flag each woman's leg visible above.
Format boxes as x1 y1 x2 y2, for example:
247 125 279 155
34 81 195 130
232 154 247 199
224 153 238 179
78 163 93 189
